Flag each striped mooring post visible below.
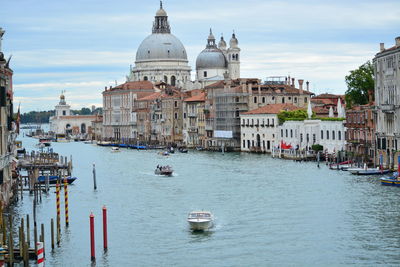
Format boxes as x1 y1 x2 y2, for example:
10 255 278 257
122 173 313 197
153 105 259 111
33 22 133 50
64 177 69 227
56 183 61 242
37 241 44 266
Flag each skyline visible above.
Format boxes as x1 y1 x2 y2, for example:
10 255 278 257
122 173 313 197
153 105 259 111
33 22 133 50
1 0 400 112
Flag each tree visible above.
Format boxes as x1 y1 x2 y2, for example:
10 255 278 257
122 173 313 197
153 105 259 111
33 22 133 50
345 61 374 108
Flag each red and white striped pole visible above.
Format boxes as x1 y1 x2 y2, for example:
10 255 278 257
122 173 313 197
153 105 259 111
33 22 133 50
90 213 95 262
102 206 108 251
37 242 44 266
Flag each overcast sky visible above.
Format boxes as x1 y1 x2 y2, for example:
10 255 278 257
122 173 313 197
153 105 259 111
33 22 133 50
1 0 400 112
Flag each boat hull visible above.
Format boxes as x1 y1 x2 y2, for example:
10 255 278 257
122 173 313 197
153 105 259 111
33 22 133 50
154 170 173 176
348 169 391 175
381 178 400 186
188 220 213 231
37 176 77 184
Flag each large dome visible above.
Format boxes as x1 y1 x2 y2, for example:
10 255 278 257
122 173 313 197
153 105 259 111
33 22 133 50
136 33 188 62
196 48 227 69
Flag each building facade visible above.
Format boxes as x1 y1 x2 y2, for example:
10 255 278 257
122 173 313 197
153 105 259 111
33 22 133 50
183 90 206 148
240 104 297 153
0 27 17 205
345 104 375 163
373 36 400 168
102 81 155 141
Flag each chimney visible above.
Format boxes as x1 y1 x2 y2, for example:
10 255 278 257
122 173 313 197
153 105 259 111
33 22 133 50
380 43 385 52
306 81 309 91
109 86 112 90
285 77 288 84
298 79 304 93
287 76 291 85
291 78 295 87
104 86 107 91
396 37 400 47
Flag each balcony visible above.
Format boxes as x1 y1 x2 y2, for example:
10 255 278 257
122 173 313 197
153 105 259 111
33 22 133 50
188 112 197 117
188 127 198 133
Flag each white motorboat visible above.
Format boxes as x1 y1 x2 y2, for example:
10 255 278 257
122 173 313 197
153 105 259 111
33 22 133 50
187 211 213 231
111 147 120 152
348 167 391 175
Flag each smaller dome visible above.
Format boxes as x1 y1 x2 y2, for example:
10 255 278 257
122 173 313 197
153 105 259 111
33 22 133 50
230 33 238 48
218 36 227 50
156 8 167 16
196 48 227 69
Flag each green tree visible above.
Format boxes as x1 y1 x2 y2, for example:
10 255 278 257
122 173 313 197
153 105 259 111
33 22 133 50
345 61 374 108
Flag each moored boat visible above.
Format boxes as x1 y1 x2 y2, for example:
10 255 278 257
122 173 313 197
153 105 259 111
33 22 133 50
381 172 400 186
187 211 213 231
348 167 391 175
37 176 77 184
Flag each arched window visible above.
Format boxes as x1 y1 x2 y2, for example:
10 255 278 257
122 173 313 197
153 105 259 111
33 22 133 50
144 76 148 81
171 76 176 86
236 54 239 61
81 123 86 134
164 76 168 83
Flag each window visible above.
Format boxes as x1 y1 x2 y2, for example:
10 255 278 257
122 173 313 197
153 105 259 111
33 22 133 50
300 133 303 143
174 113 178 119
243 140 245 148
332 131 335 140
164 76 168 83
236 97 240 103
171 76 176 86
290 129 293 138
262 97 265 103
174 101 178 107
304 97 307 103
144 76 148 81
313 134 316 144
62 111 66 116
286 129 288 137
306 134 309 142
203 71 207 77
321 130 323 139
184 113 186 119
282 97 285 104
326 130 329 139
294 97 297 103
254 97 257 103
272 119 274 126
338 131 341 140
281 129 283 137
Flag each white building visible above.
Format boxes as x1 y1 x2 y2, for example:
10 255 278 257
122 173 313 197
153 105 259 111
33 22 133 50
240 103 297 152
49 93 97 136
127 2 191 87
278 119 346 153
373 36 400 168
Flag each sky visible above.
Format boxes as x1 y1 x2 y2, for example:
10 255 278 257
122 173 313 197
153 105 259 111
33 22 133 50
1 0 400 112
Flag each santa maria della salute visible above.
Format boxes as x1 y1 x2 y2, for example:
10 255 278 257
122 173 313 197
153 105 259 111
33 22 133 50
127 1 240 89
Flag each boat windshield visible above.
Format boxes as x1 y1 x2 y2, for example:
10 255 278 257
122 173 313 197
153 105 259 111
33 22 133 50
189 213 211 218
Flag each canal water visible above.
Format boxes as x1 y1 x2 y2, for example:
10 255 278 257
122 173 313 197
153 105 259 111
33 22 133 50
10 131 400 266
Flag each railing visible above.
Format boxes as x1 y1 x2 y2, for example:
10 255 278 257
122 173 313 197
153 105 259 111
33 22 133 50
188 127 198 133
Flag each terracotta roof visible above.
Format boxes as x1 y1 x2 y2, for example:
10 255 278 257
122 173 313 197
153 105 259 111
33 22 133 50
107 81 154 91
184 91 205 102
252 84 314 95
242 103 300 115
313 93 344 99
137 92 162 101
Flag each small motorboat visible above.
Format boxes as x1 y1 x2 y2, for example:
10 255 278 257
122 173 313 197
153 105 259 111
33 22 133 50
187 211 213 231
381 172 400 186
37 176 77 185
169 147 175 154
158 151 169 156
111 147 120 152
154 165 173 176
348 167 391 175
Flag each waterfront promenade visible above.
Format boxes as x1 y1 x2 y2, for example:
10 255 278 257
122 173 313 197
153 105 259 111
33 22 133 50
9 131 400 266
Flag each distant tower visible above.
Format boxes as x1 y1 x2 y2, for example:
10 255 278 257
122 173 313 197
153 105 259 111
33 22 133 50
55 92 71 117
227 31 240 79
0 28 5 52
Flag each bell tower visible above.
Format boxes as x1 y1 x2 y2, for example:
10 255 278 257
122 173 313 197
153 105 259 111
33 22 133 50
227 31 241 79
